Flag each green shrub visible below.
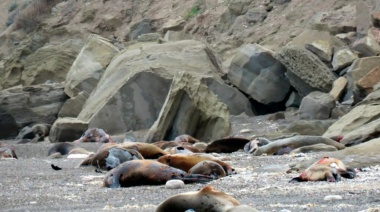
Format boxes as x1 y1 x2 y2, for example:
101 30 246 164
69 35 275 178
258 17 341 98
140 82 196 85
185 6 201 20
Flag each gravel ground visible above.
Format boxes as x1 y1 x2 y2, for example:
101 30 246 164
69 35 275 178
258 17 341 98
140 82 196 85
1 141 380 212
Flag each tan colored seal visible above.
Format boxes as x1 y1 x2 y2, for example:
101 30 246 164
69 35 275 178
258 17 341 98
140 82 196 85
155 185 240 212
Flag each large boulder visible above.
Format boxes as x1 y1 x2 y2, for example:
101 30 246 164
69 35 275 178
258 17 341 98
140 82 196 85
0 83 68 139
64 34 120 98
277 46 337 96
310 4 356 35
357 65 380 94
340 118 380 146
346 57 380 84
298 91 335 120
145 72 231 143
323 104 380 139
228 44 290 104
49 117 88 143
21 39 83 86
77 40 252 135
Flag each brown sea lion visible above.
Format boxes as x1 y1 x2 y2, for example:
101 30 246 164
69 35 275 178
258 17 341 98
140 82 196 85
244 137 270 153
157 154 234 175
47 142 75 156
80 147 143 170
0 144 17 159
117 142 168 159
103 160 212 188
155 185 240 212
188 160 226 179
74 128 113 143
290 157 356 182
205 137 250 153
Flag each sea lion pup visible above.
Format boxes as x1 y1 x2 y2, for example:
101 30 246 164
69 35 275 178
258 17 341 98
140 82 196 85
47 142 75 156
204 137 250 153
155 185 240 212
244 137 270 153
0 144 17 159
290 157 356 182
188 160 226 179
103 160 213 188
80 147 143 170
31 123 51 142
253 135 345 156
74 128 113 143
157 154 234 175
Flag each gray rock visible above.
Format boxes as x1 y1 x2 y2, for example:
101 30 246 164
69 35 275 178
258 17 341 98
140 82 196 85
64 34 119 98
324 195 343 201
245 8 268 24
130 19 151 40
305 40 333 62
356 1 372 39
323 104 380 139
165 179 185 189
340 118 380 146
145 72 230 143
285 92 302 108
310 5 356 35
299 91 335 120
332 49 358 71
58 92 87 118
0 83 68 139
282 120 336 136
352 36 380 57
49 118 88 143
291 143 338 154
76 40 251 135
277 46 337 96
137 33 161 42
228 44 290 104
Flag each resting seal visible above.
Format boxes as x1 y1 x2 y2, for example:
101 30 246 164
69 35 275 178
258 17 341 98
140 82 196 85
188 160 226 179
155 185 240 212
290 157 356 182
103 160 212 188
157 154 234 175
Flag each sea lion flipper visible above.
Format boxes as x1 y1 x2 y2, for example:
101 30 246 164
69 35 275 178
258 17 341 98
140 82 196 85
180 174 213 184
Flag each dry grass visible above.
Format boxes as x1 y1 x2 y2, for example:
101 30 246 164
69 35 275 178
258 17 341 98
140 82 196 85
12 0 63 33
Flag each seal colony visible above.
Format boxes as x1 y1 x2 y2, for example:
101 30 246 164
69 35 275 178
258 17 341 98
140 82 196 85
14 127 363 211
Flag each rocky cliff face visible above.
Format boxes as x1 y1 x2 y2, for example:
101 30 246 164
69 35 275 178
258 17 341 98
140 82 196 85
0 0 380 143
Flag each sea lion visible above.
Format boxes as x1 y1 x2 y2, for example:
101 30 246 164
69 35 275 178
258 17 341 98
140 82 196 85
174 134 199 144
0 144 17 159
80 147 143 170
169 146 193 154
204 137 250 153
244 137 270 153
290 164 341 182
103 160 213 188
188 160 226 179
253 136 345 156
290 157 356 182
15 123 51 143
117 142 168 159
74 128 113 143
155 185 240 212
47 142 75 156
157 154 234 175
